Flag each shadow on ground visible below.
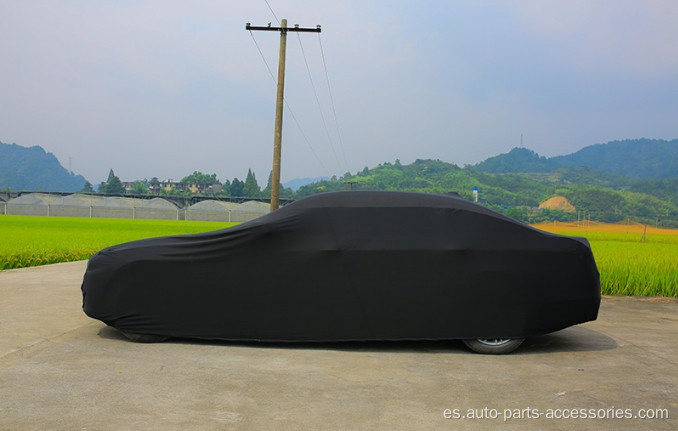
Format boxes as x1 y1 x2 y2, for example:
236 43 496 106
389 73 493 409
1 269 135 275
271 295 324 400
98 324 616 355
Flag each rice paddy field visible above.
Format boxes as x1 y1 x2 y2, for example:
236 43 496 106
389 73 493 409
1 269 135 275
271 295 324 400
1 215 676 297
0 215 236 270
533 221 677 297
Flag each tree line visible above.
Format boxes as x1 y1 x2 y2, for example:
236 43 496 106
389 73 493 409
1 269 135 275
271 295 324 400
83 158 678 227
85 168 294 198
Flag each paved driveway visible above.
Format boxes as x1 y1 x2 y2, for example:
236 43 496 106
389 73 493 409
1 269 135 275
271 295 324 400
1 262 676 430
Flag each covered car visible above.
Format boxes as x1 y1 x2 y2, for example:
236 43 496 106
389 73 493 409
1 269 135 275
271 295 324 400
82 191 600 354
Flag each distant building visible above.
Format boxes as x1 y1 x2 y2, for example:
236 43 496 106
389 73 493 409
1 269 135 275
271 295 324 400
123 179 221 195
161 179 177 192
122 181 137 192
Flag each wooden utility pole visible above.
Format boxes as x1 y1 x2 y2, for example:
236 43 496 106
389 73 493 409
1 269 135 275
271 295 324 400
246 20 321 211
344 181 359 191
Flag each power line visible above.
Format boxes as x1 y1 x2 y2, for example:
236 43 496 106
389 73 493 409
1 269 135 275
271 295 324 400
284 100 326 172
248 30 276 83
251 6 345 177
296 33 344 174
318 34 349 171
263 0 281 26
247 20 322 211
248 28 326 173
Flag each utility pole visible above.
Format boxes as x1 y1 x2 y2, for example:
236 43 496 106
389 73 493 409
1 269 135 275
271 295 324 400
344 181 359 191
246 20 321 211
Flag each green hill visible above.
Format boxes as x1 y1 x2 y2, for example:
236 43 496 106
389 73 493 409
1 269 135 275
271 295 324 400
476 139 677 179
295 158 678 227
552 138 678 179
475 147 560 173
0 141 88 192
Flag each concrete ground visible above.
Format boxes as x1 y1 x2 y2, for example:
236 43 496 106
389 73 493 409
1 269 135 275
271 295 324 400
0 262 676 430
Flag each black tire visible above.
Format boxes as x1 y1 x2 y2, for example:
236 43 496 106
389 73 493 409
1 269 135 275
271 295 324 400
119 330 169 343
462 338 525 354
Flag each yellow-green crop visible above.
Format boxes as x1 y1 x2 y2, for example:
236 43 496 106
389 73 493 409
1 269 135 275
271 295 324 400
0 215 237 270
2 216 676 298
533 222 677 297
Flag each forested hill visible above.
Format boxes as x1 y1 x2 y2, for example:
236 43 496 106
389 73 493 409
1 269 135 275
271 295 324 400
552 139 678 179
474 148 560 173
475 139 678 179
0 141 87 192
475 139 677 179
295 158 678 227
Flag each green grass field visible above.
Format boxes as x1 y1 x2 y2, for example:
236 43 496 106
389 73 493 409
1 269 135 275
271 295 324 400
2 216 676 297
0 215 236 270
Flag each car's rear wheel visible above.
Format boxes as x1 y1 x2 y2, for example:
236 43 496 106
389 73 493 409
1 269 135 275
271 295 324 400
119 330 169 343
462 338 525 354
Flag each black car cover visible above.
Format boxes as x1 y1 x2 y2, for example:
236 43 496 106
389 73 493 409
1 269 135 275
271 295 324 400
82 191 600 341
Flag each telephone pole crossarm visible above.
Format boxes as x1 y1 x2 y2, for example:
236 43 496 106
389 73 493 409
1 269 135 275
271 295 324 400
246 23 321 33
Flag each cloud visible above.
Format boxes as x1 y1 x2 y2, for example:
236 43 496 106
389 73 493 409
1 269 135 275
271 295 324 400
515 0 678 79
1 0 676 183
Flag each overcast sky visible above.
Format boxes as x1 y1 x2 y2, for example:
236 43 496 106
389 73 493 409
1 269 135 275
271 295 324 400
2 0 677 184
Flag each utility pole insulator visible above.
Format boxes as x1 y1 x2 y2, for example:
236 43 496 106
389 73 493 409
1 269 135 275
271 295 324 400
246 19 321 211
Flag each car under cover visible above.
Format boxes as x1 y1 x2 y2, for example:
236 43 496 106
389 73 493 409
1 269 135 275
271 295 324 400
82 191 600 342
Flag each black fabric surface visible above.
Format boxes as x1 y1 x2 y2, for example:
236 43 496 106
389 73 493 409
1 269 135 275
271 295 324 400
82 191 600 341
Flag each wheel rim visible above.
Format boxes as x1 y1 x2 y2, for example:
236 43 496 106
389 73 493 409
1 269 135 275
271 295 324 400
477 338 512 346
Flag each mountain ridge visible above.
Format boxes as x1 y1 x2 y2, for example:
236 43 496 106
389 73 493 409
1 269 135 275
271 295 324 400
475 138 677 179
0 141 88 192
2 138 676 226
294 138 678 227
